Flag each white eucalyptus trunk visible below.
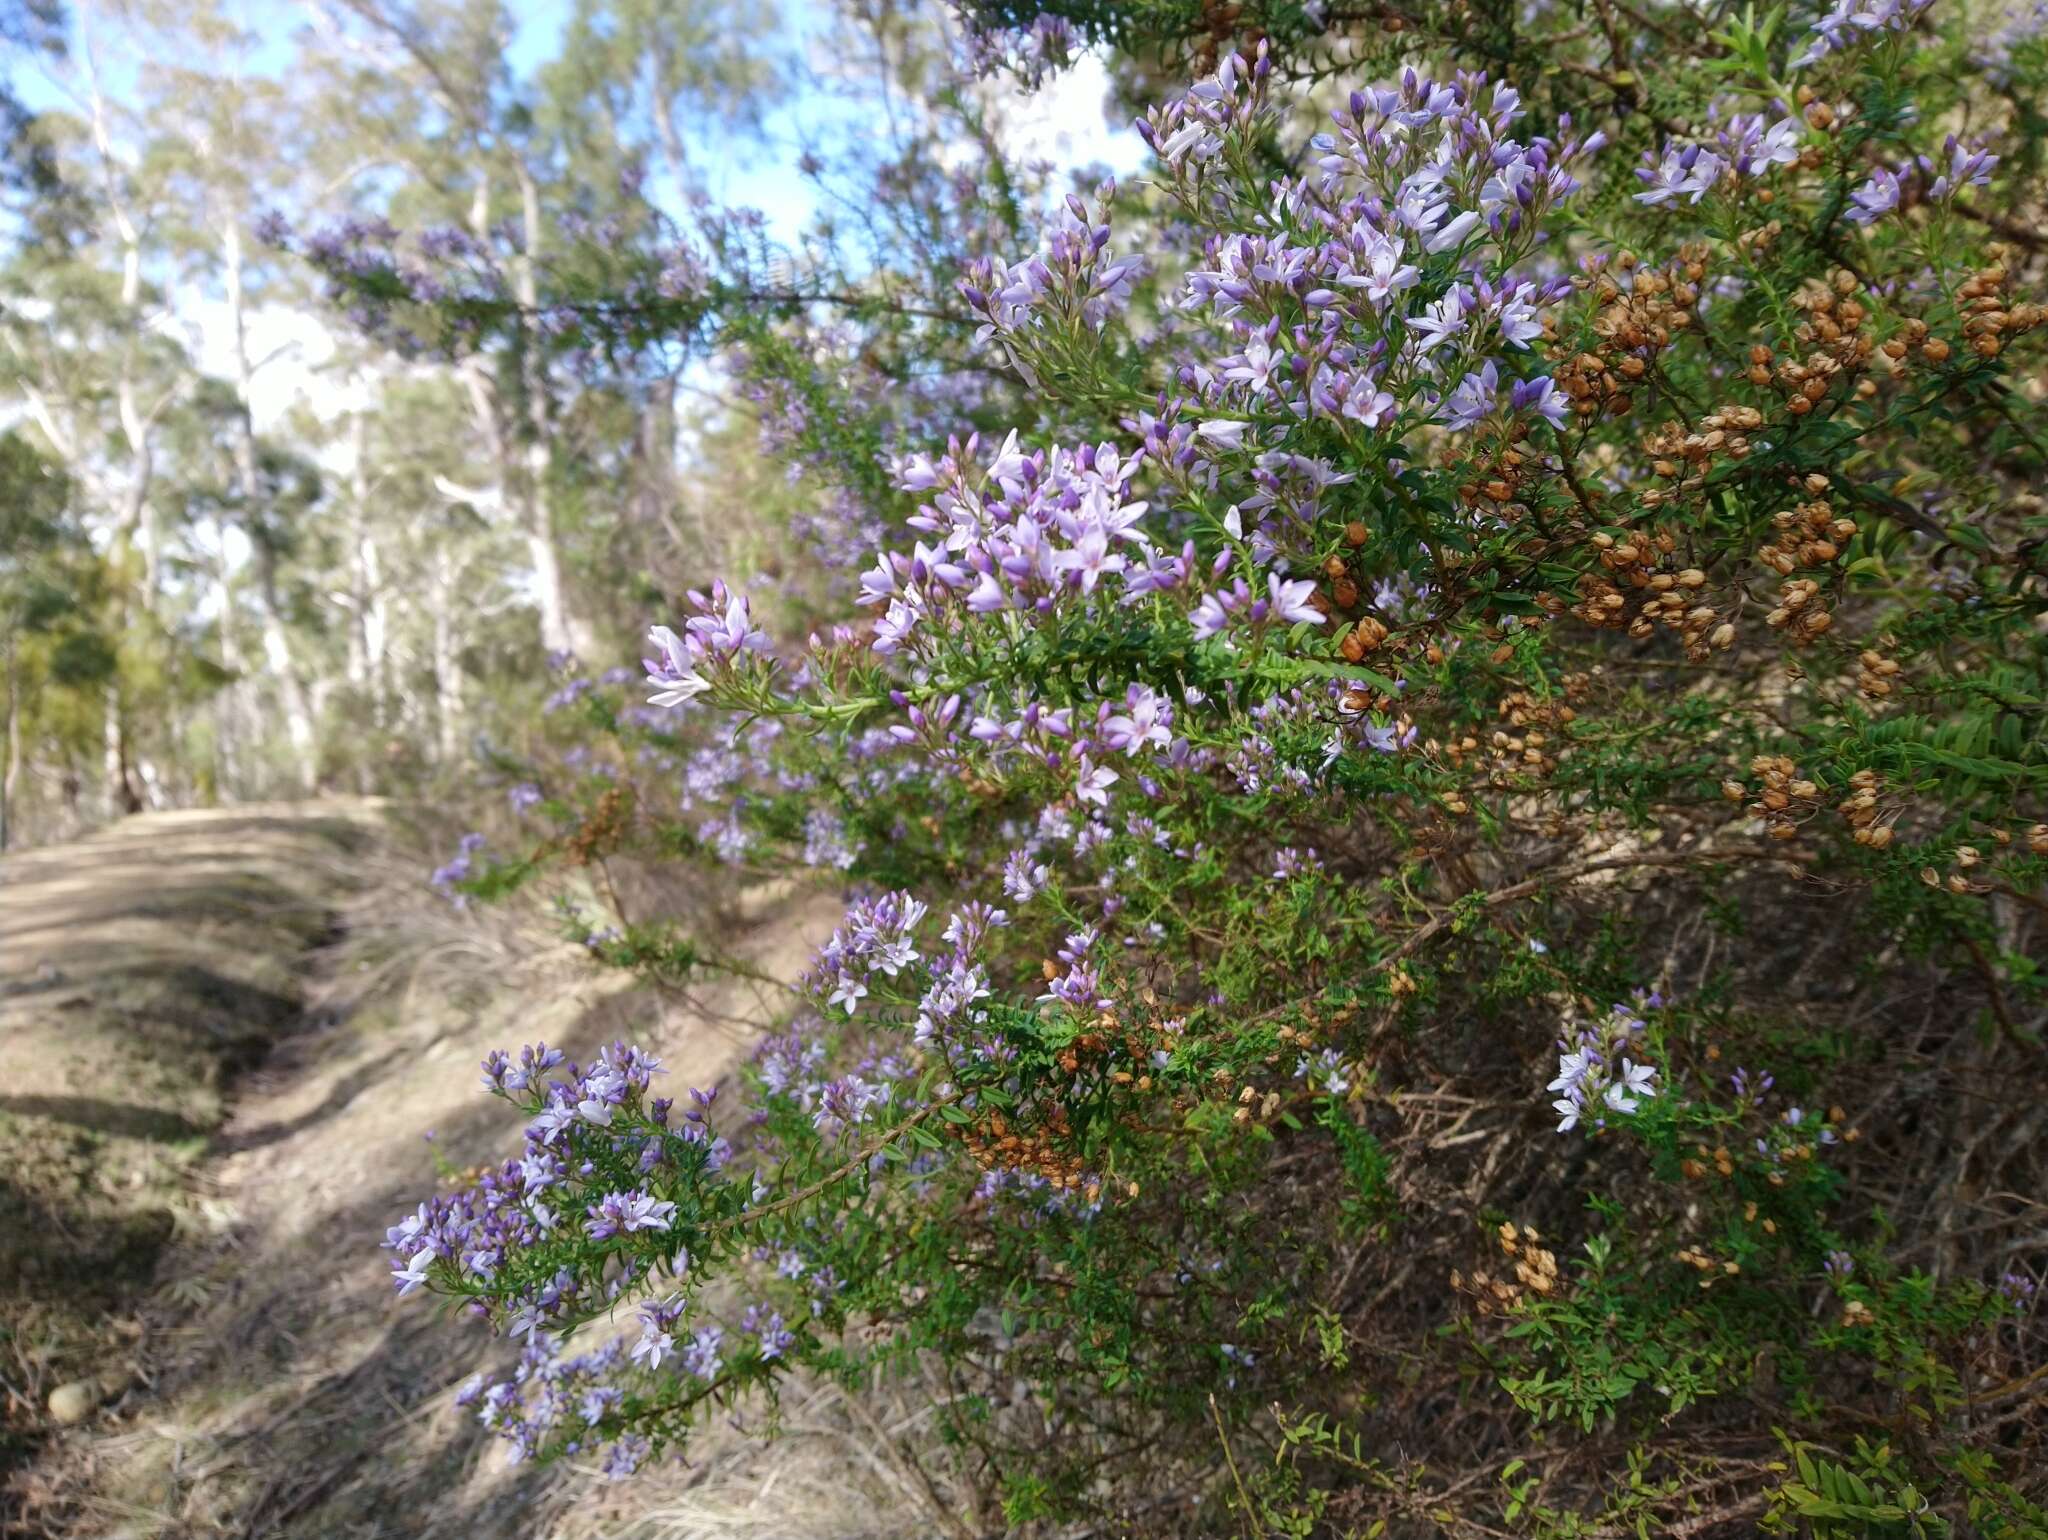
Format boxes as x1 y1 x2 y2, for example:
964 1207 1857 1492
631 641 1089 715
429 546 465 763
515 164 589 660
222 218 319 792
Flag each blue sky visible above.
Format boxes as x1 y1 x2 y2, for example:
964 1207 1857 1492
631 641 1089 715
7 1 1144 438
14 0 1143 248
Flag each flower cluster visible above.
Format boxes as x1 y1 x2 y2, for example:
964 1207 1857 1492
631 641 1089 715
1794 0 1936 66
957 8 1080 89
429 832 485 905
644 583 770 708
1546 997 1663 1134
961 183 1145 368
381 14 2048 1525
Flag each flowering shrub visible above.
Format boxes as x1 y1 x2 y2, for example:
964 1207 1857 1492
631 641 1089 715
386 7 2048 1533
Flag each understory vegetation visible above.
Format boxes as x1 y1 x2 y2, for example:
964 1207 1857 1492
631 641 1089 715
5 0 2046 1535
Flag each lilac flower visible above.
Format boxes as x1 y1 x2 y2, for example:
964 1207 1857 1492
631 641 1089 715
1794 0 1934 66
1004 849 1052 902
603 1434 652 1479
813 891 928 1015
1490 282 1545 347
430 832 485 900
631 1324 674 1369
1602 1059 1658 1114
1267 573 1323 626
1548 1050 1593 1095
742 1305 796 1360
1041 956 1110 1010
1548 1008 1661 1132
1422 210 1482 253
1510 375 1570 429
811 1074 888 1139
1272 846 1322 880
1731 1066 1775 1105
1075 756 1119 806
644 625 710 707
941 902 1008 953
584 1189 677 1241
960 12 1081 91
680 1325 725 1379
1922 137 1998 200
1056 527 1127 594
1846 167 1902 224
1553 1091 1584 1133
801 808 856 870
1439 363 1499 431
916 956 992 1046
1102 685 1174 754
1634 143 1726 206
1189 587 1236 641
1409 289 1467 354
684 584 769 660
1360 717 1415 756
392 1247 436 1295
1975 0 2048 82
1723 115 1805 176
871 598 921 655
253 208 292 247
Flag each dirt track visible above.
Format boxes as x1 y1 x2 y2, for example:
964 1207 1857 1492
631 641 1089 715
1 805 375 1500
0 805 931 1540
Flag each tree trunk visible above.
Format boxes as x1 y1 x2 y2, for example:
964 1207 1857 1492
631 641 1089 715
103 682 138 818
2 632 19 850
223 219 319 792
213 550 243 801
515 164 591 662
429 546 465 764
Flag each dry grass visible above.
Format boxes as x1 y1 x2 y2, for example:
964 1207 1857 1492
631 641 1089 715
3 802 989 1538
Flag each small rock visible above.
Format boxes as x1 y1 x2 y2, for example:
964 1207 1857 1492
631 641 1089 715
48 1379 100 1425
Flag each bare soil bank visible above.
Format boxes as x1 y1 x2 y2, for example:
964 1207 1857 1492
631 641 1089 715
1 805 945 1540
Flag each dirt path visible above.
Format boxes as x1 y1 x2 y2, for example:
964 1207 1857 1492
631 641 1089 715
1 804 377 1490
1 804 908 1540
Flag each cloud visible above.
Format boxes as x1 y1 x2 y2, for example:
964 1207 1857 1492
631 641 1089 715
171 288 367 440
991 52 1148 179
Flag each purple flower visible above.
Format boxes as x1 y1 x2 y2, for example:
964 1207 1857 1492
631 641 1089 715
1003 849 1051 902
1794 0 1934 65
1075 755 1119 806
644 625 710 707
1267 573 1323 626
742 1304 796 1360
1056 527 1126 594
1271 846 1322 880
681 1325 725 1379
1634 143 1725 206
584 1189 677 1241
1102 685 1174 754
1409 288 1467 354
1439 363 1499 431
1846 167 1902 224
1510 375 1570 429
1923 136 1998 200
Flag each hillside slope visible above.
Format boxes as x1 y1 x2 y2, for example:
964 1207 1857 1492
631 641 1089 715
2 806 958 1539
1 807 377 1506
